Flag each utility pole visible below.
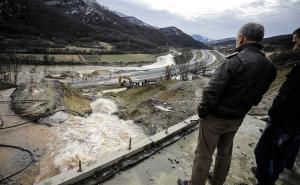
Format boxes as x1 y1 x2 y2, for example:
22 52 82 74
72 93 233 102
127 38 130 50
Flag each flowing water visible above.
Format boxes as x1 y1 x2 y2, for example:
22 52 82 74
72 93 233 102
53 98 145 171
0 88 146 184
0 52 175 183
36 97 146 182
142 54 175 69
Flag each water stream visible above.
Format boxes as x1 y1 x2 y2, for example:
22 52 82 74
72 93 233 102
36 97 146 182
0 88 146 183
0 52 174 183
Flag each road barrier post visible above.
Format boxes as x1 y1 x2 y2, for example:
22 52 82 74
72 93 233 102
78 160 82 172
128 138 132 150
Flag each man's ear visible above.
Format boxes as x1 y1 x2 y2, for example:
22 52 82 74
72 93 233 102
239 34 245 46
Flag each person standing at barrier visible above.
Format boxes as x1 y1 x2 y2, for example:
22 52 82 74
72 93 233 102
178 22 277 185
254 27 300 185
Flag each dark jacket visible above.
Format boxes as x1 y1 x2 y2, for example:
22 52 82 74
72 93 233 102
268 64 300 130
198 43 277 119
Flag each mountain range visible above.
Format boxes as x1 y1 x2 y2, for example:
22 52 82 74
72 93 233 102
0 0 206 53
192 35 236 45
208 34 293 50
191 34 213 43
114 11 158 29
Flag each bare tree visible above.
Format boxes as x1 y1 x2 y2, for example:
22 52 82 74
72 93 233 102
202 63 207 76
43 54 49 62
0 62 20 85
178 64 189 81
165 65 172 80
193 61 202 75
13 63 19 84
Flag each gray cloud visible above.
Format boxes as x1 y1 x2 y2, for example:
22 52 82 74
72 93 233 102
98 0 300 39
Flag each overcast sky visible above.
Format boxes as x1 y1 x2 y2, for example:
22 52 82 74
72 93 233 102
97 0 300 39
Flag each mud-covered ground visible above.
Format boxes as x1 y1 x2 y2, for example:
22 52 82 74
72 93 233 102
108 78 208 136
0 88 50 185
103 116 300 185
109 66 291 136
101 67 300 185
249 67 291 116
0 65 297 185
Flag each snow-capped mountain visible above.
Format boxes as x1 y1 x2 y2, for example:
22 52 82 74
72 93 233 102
1 0 207 51
112 11 158 29
158 27 206 48
192 34 213 43
160 27 185 37
122 16 158 29
42 0 205 48
192 34 236 46
209 38 236 46
43 0 116 24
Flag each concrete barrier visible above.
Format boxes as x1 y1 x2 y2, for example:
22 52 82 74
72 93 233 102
37 115 199 185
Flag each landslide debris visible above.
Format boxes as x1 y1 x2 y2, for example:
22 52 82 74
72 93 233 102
10 81 92 123
113 79 207 135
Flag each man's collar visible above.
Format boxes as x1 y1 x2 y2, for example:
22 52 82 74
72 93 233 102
234 42 264 52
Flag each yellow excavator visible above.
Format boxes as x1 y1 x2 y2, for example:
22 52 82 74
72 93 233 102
119 76 132 87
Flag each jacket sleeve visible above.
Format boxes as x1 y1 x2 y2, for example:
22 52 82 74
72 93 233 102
253 65 277 106
198 59 236 118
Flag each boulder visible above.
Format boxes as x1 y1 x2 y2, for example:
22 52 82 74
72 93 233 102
39 111 69 126
10 81 92 123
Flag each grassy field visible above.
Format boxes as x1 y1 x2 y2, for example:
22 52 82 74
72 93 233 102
10 53 156 64
101 54 156 63
47 42 113 53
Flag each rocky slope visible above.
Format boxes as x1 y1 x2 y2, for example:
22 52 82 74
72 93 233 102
10 81 92 124
159 27 205 48
104 79 207 135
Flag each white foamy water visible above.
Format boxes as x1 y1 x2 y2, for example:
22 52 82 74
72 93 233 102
142 54 175 69
51 98 146 172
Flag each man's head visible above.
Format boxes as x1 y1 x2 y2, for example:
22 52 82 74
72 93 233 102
236 23 264 48
292 27 300 51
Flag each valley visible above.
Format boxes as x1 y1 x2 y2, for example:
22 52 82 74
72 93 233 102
0 0 300 185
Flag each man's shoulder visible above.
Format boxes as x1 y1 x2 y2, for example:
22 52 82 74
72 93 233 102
224 51 244 67
225 52 239 59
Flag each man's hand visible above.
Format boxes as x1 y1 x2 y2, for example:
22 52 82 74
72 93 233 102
198 103 209 119
199 117 205 121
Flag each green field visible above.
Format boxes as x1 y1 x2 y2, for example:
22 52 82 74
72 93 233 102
48 42 113 53
9 53 156 63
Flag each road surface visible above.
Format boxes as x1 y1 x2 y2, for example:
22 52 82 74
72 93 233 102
70 50 220 88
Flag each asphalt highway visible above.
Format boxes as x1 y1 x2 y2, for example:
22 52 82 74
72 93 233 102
70 50 219 88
